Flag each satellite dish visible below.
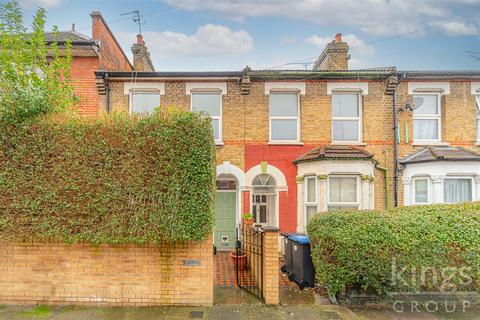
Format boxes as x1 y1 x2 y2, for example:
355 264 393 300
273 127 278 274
401 97 424 112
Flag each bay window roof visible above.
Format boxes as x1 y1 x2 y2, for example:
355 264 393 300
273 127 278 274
400 146 480 165
293 145 374 164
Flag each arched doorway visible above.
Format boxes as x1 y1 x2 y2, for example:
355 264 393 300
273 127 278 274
215 174 237 250
252 174 276 226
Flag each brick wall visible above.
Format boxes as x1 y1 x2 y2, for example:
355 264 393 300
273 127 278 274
0 237 213 306
71 57 99 116
103 78 395 233
102 77 480 229
262 227 280 305
91 12 132 72
394 80 480 205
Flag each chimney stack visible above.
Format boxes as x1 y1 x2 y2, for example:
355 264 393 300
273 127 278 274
132 34 155 72
313 33 350 71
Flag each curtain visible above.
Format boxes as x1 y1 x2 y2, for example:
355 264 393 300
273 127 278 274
444 179 472 203
414 179 428 203
306 206 318 223
414 119 438 140
333 120 359 141
131 93 160 114
329 177 357 203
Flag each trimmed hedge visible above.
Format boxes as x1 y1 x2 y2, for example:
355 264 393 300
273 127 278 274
307 203 480 295
0 111 216 243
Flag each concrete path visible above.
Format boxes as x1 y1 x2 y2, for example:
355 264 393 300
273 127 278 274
1 288 479 320
2 303 480 319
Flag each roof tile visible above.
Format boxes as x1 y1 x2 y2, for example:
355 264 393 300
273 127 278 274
293 145 373 164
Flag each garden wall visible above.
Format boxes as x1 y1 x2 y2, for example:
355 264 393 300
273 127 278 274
0 236 213 306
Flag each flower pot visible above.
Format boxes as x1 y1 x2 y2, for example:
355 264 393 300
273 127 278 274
243 218 254 226
229 251 247 271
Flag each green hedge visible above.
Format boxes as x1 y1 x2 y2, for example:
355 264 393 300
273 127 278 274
0 111 216 244
307 203 480 295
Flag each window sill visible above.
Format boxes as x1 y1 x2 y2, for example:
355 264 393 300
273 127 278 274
411 142 449 146
331 142 366 146
215 141 225 146
268 141 304 146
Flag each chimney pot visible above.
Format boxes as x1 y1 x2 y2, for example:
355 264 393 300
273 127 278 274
335 33 342 43
136 34 143 45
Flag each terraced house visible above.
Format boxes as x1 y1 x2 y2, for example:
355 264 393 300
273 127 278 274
94 33 480 250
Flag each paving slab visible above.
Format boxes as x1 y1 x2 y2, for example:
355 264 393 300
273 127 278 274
279 288 315 305
214 288 262 305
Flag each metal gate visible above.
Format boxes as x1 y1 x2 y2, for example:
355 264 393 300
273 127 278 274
235 225 264 301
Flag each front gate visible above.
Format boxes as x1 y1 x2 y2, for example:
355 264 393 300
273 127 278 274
235 225 264 301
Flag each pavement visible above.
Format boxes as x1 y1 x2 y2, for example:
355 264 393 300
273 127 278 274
0 288 480 319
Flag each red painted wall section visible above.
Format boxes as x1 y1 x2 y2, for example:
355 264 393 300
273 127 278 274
242 191 250 217
245 144 317 233
70 57 99 116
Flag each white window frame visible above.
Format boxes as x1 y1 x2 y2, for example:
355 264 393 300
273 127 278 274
304 176 318 224
476 95 480 142
413 93 442 144
412 177 431 205
269 91 301 143
190 90 223 145
327 175 361 210
129 90 161 115
443 176 474 204
331 92 362 144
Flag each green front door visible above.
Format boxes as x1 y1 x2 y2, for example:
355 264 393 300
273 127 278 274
214 191 236 250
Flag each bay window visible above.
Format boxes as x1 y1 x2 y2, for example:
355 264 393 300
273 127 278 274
304 176 318 224
332 93 361 143
130 92 160 114
413 94 441 143
269 92 300 142
328 176 360 211
191 92 222 143
444 178 473 203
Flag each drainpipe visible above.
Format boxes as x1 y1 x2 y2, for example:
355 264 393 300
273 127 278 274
105 72 110 113
393 85 398 207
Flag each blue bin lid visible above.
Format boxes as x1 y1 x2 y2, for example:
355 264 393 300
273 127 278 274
288 234 310 244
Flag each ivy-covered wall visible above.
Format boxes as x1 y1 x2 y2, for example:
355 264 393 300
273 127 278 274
0 112 216 243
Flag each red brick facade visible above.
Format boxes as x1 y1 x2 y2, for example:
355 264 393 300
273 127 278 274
67 12 132 116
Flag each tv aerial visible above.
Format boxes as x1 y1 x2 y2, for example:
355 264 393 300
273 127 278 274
121 10 145 35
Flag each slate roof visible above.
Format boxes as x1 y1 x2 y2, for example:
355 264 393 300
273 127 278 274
400 146 480 165
293 145 374 164
44 30 93 43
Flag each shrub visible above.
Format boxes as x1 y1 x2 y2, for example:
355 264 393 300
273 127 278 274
307 203 480 295
0 1 75 126
0 111 216 244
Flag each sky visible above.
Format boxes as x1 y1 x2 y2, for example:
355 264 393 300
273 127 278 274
15 0 480 71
